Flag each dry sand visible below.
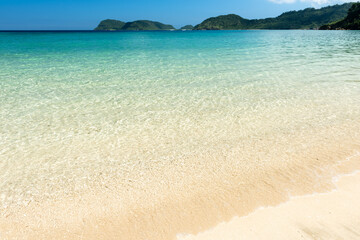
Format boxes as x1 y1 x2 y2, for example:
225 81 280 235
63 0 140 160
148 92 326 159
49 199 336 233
1 149 360 240
178 171 360 240
0 144 360 240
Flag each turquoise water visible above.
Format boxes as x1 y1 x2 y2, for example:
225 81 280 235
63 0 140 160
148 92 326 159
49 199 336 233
1 31 360 211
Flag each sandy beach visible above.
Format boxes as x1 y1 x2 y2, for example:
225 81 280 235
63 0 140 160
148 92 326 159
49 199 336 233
179 170 360 240
1 149 360 240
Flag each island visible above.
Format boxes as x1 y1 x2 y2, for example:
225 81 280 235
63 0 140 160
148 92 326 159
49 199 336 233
95 19 175 31
320 3 360 30
95 3 357 31
194 3 353 30
180 25 194 30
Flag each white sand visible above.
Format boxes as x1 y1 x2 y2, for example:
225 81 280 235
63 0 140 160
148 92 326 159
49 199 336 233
178 171 360 240
1 150 360 240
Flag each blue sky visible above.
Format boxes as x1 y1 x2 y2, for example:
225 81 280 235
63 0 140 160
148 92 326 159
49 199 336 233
0 0 354 30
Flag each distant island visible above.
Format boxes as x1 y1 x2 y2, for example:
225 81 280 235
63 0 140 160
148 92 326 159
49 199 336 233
180 25 194 30
194 3 353 30
95 19 175 31
94 2 358 31
320 2 360 30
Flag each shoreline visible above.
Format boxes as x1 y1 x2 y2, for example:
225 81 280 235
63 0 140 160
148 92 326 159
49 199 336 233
178 169 360 240
1 147 360 240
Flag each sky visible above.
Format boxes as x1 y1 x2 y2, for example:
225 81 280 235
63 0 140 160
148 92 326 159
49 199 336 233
0 0 356 30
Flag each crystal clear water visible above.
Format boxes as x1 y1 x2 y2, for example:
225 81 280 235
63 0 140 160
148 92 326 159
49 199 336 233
1 30 360 238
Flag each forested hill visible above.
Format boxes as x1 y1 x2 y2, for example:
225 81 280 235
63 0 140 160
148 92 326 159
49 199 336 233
320 2 360 30
194 3 353 30
95 19 175 31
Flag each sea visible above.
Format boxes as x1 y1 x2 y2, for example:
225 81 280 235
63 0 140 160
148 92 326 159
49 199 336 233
1 30 360 239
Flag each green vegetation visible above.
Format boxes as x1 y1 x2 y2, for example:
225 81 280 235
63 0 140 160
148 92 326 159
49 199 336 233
122 20 175 30
194 14 248 30
194 3 353 30
320 2 360 30
180 25 194 30
95 19 125 31
95 3 357 31
94 19 175 31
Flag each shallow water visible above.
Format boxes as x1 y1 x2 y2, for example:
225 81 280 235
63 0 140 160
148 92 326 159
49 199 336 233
1 30 360 239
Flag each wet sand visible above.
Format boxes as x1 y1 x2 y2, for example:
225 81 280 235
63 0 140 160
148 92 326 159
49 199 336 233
1 148 360 240
179 171 360 240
